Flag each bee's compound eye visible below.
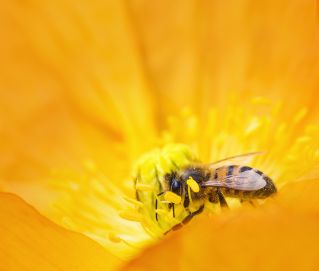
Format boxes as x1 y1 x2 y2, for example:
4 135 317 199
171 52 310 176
171 179 181 194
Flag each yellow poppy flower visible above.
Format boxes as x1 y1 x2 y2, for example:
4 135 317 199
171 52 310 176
0 0 319 270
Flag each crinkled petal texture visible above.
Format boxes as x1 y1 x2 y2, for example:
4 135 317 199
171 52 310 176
123 180 319 271
0 0 157 197
127 0 319 119
0 193 122 271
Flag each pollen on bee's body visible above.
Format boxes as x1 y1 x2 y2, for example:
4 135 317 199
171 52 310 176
164 191 182 204
187 176 200 192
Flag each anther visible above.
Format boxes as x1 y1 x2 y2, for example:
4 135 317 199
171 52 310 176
135 183 154 192
108 233 122 243
187 176 200 192
123 196 144 207
164 191 182 204
119 210 143 222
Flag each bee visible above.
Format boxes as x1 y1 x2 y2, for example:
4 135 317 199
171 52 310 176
155 152 277 233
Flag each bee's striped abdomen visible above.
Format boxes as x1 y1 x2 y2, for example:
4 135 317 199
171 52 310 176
215 165 241 182
214 165 276 199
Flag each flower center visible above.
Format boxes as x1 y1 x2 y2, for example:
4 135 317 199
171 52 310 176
48 97 319 259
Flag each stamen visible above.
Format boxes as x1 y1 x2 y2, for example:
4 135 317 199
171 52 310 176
164 191 181 204
187 177 200 192
135 183 154 192
109 233 122 243
296 136 311 144
250 96 271 105
293 107 308 124
155 209 168 216
245 117 261 136
109 234 145 249
123 196 144 207
49 101 319 260
82 159 97 172
119 210 144 222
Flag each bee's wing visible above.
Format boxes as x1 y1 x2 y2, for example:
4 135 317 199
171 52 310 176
202 172 267 191
207 151 264 169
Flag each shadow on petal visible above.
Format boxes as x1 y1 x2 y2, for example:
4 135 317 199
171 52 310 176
123 180 319 271
0 193 122 271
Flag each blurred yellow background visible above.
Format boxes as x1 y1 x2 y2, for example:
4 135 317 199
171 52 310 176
0 1 319 270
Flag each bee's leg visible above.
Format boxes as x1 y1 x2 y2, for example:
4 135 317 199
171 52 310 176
240 199 256 207
208 191 219 203
168 203 175 218
217 189 228 208
181 205 204 225
165 205 205 234
249 200 257 207
183 188 190 208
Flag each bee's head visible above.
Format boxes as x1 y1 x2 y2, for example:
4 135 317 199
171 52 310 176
165 167 206 194
165 172 183 196
163 167 209 205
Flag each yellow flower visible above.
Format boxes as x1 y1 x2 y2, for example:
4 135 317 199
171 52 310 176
0 0 319 270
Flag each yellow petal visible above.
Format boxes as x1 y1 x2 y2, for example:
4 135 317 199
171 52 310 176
0 0 153 214
274 179 319 212
0 192 121 271
128 1 319 118
0 0 157 195
1 0 319 265
123 180 319 271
